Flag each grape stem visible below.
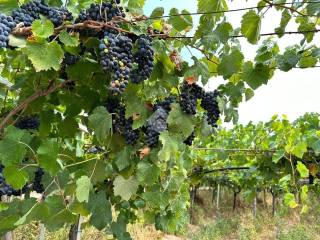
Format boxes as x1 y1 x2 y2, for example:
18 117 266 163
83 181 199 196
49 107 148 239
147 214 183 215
11 19 132 36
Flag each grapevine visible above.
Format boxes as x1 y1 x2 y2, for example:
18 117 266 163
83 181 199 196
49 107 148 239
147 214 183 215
0 0 319 239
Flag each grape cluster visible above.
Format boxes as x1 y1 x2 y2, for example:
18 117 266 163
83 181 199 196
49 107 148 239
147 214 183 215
33 168 44 193
130 35 154 84
12 0 73 27
76 1 125 23
184 131 195 146
145 107 168 147
105 98 139 145
63 52 80 66
15 116 40 130
200 90 220 128
180 83 201 115
0 14 16 48
154 96 176 113
86 146 104 154
0 165 28 197
99 31 133 94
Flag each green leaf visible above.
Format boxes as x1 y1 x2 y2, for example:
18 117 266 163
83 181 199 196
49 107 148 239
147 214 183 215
275 10 291 37
306 2 320 16
277 47 300 72
37 140 60 176
300 185 308 203
3 166 28 190
292 142 307 158
113 176 138 201
150 7 164 18
158 131 179 162
0 126 30 166
76 176 92 203
32 19 54 39
124 86 149 129
196 0 227 38
297 161 309 178
298 52 317 68
115 147 131 171
88 191 112 230
168 8 193 32
127 0 145 14
88 107 112 144
0 0 19 14
67 60 102 83
0 202 8 212
15 203 49 226
217 49 244 79
311 139 320 155
167 103 195 139
241 10 261 44
8 35 27 48
58 116 78 138
242 62 271 89
25 42 64 72
284 193 298 208
272 150 285 163
136 162 160 185
245 88 254 101
59 31 79 47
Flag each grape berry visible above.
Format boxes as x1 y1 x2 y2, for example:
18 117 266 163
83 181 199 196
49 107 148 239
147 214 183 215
15 116 40 130
100 31 133 94
0 14 16 48
201 90 220 128
12 0 73 27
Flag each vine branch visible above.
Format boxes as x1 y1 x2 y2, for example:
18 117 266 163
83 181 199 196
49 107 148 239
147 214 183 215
0 80 72 132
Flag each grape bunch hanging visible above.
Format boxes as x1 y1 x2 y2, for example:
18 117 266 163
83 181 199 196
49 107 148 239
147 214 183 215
99 33 154 94
180 82 220 128
105 98 139 145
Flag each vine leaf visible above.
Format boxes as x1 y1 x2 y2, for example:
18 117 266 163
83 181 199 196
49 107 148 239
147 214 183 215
297 161 309 178
127 0 146 14
167 103 195 139
88 107 112 144
3 166 28 189
217 49 244 79
241 10 261 44
158 131 179 162
150 7 164 18
168 8 193 32
306 2 320 16
136 162 159 185
113 176 139 201
37 139 60 176
59 30 79 47
76 176 92 203
284 193 298 208
32 19 54 39
0 0 19 14
88 191 112 230
25 42 64 72
291 142 307 158
311 139 320 155
115 147 131 171
242 62 271 89
0 126 30 166
275 10 291 37
272 150 285 163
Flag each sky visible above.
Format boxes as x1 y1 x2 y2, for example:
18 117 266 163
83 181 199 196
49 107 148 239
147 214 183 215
144 0 320 124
